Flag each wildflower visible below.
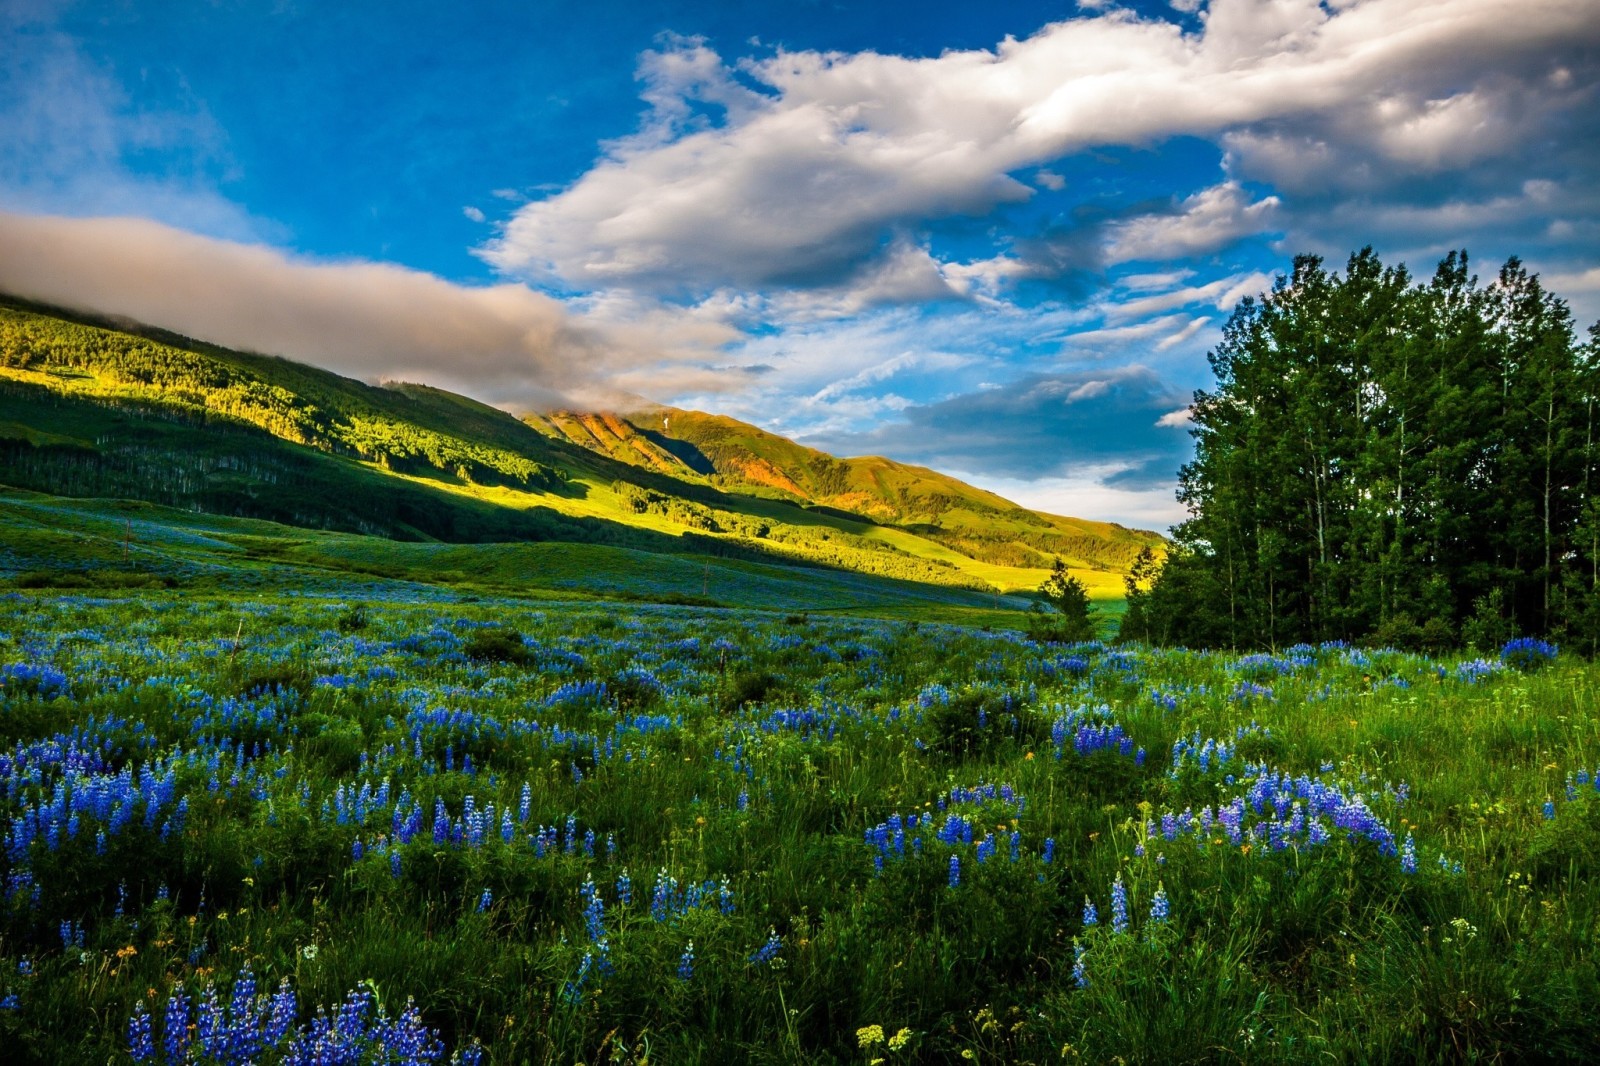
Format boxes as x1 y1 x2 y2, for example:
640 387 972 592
581 877 605 942
677 940 695 982
1543 799 1556 820
1082 897 1097 927
163 990 191 1062
1400 833 1418 875
477 888 493 912
1072 941 1089 989
1149 884 1169 924
749 927 783 966
1110 876 1129 934
947 854 961 888
888 1028 913 1051
857 1025 885 1048
126 1001 154 1061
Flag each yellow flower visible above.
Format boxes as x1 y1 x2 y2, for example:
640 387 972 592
857 1025 885 1048
888 1028 913 1051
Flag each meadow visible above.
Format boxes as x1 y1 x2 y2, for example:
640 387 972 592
1 581 1597 1063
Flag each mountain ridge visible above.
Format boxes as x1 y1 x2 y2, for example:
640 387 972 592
0 294 1163 599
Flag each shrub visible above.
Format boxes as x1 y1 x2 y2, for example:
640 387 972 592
464 627 530 664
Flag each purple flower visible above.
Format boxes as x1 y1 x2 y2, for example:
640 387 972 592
1110 876 1129 934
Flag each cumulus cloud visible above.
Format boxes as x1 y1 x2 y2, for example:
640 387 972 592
482 0 1600 298
0 211 715 409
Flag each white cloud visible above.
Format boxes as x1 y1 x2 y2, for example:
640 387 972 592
1101 270 1272 322
1156 316 1213 351
482 0 1600 297
1545 266 1600 293
946 465 1189 531
0 212 721 410
1106 182 1280 264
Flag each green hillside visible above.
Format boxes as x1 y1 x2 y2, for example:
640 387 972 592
528 405 1164 573
0 295 1161 601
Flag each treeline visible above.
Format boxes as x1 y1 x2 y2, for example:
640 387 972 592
1127 249 1600 651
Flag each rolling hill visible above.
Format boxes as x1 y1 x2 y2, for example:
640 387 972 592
0 294 1164 606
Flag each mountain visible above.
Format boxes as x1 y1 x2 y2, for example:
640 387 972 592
528 407 1160 574
0 295 1163 602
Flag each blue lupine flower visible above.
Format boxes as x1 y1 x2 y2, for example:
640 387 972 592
1400 833 1417 875
582 877 606 941
1072 942 1089 989
651 867 675 922
1543 799 1556 820
749 927 783 966
1150 885 1169 924
1501 637 1558 671
477 888 493 912
677 941 695 982
948 854 961 888
1082 897 1097 927
1110 876 1129 934
163 990 191 1062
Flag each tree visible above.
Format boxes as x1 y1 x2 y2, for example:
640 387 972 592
1116 546 1161 643
1028 558 1098 643
1144 247 1598 648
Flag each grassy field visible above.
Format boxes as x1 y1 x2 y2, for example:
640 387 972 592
0 551 1595 1062
0 489 1052 629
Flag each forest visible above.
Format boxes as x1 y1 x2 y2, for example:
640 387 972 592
1126 249 1600 653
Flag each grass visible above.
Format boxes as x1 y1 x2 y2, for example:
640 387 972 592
0 489 1044 627
0 549 1595 1062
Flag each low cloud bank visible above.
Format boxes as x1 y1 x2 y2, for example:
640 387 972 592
0 211 673 409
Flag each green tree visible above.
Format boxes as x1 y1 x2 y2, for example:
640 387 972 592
1145 248 1598 648
1028 558 1098 643
1115 546 1161 643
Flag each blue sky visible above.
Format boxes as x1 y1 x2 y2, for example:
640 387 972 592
2 0 1598 530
